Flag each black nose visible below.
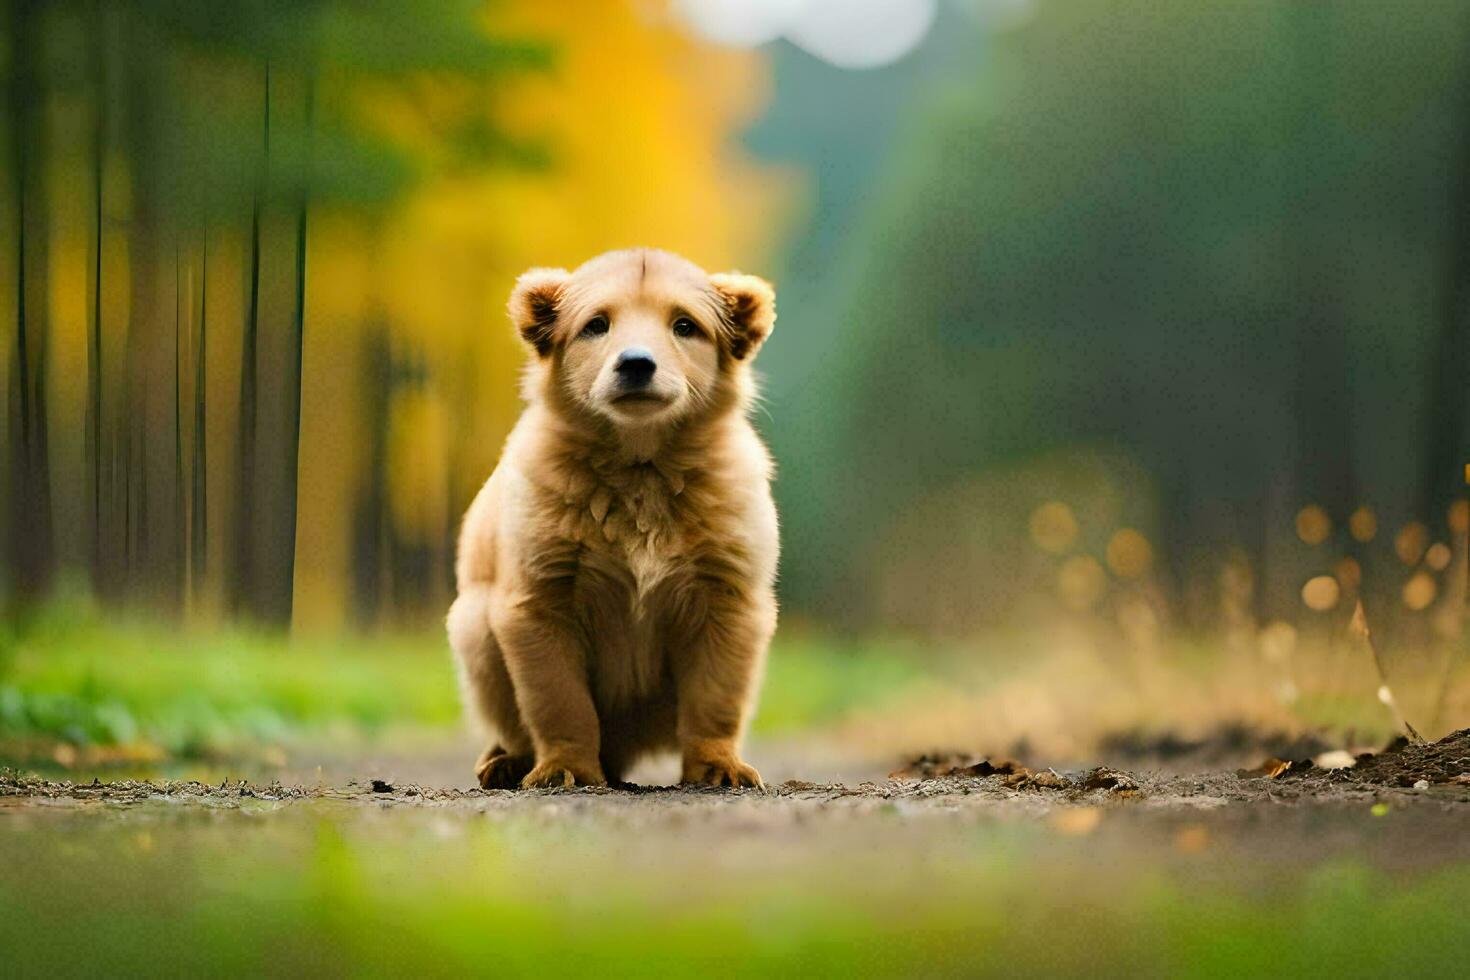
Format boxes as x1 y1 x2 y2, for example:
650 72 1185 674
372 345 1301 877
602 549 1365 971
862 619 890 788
614 347 656 386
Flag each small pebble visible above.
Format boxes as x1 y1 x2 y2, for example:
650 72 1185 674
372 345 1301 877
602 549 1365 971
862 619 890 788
1413 779 1429 790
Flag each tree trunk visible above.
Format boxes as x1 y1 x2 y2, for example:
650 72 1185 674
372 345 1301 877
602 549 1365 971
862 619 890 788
191 235 208 603
1418 43 1470 533
232 64 268 620
5 0 55 603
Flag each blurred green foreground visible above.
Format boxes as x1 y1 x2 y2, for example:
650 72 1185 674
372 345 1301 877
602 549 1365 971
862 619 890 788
3 603 1468 977
3 788 1469 978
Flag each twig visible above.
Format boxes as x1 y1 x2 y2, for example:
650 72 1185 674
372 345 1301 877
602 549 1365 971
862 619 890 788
1351 599 1425 744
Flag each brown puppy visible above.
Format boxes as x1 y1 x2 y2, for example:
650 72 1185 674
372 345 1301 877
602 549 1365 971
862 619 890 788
447 248 778 790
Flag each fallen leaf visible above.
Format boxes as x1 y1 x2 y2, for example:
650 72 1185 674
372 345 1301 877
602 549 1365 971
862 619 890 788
1000 768 1034 788
1238 757 1292 779
1083 767 1139 792
1001 767 1067 790
1030 769 1067 789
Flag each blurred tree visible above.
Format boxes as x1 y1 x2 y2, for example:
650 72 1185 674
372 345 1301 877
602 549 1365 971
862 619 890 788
3 0 55 603
1 0 550 623
1420 36 1470 540
764 0 1470 632
2 0 785 630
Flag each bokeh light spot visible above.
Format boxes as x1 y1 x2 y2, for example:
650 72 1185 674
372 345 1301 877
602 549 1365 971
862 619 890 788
1295 505 1331 545
1449 499 1470 535
785 0 939 69
1057 555 1107 611
1424 542 1452 571
1333 556 1361 593
1105 528 1153 579
673 0 804 47
1348 506 1377 543
1402 571 1436 611
676 0 939 69
1394 521 1428 565
1300 575 1340 612
1029 501 1078 554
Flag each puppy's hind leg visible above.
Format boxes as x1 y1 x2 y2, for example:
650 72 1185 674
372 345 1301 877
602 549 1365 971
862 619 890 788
448 589 532 789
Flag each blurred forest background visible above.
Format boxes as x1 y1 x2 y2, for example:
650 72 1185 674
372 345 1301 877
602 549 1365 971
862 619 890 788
3 0 1469 762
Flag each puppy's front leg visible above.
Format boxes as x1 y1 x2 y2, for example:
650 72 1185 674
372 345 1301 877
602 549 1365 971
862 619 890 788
498 607 606 788
675 600 771 789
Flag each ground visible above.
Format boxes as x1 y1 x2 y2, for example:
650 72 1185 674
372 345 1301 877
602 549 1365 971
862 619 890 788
3 614 1468 975
3 730 1469 977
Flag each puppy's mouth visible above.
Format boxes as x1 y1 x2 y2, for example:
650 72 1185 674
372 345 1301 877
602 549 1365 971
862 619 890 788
610 390 674 409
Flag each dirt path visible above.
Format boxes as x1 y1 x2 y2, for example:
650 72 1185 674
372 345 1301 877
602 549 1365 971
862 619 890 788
5 730 1467 825
4 734 1470 977
6 759 1470 884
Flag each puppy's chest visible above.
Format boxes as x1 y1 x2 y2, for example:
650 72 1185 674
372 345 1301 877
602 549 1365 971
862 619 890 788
557 470 696 602
555 475 701 705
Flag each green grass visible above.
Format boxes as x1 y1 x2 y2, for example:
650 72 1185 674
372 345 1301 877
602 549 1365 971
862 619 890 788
1 799 1466 978
0 605 460 759
0 604 937 761
752 632 937 734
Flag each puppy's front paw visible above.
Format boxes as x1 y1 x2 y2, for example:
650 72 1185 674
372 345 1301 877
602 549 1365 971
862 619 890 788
475 746 532 790
521 758 607 789
682 755 763 790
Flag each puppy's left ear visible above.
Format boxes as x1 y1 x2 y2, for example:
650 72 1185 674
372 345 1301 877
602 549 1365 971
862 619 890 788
710 272 776 361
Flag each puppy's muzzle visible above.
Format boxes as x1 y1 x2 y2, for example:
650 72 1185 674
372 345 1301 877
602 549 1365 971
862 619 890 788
614 347 657 389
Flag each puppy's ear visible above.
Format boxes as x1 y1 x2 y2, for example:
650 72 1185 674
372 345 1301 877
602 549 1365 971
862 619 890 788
508 267 570 356
710 272 776 361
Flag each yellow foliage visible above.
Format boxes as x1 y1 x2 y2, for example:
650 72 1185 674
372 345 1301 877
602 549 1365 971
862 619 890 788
387 388 451 546
292 1 791 627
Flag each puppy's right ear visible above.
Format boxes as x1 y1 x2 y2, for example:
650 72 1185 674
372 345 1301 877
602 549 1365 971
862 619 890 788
508 267 570 356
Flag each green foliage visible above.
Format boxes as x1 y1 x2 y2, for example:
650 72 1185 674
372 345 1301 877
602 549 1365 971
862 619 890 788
38 0 553 216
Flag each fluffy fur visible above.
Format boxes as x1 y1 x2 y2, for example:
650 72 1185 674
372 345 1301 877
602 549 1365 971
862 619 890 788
447 248 778 789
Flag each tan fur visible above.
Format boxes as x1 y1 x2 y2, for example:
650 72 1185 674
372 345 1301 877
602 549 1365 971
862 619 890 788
447 248 778 789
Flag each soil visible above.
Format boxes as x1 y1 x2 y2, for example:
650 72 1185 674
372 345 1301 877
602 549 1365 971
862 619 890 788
1348 728 1470 786
6 727 1468 976
5 727 1467 812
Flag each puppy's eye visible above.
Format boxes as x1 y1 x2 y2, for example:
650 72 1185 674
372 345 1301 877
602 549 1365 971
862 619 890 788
672 317 699 339
580 315 609 338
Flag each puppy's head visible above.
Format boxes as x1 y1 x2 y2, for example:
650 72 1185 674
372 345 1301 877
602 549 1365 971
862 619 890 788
509 249 774 431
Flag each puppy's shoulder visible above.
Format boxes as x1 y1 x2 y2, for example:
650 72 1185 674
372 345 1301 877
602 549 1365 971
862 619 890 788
455 468 503 588
455 411 551 588
712 416 774 494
